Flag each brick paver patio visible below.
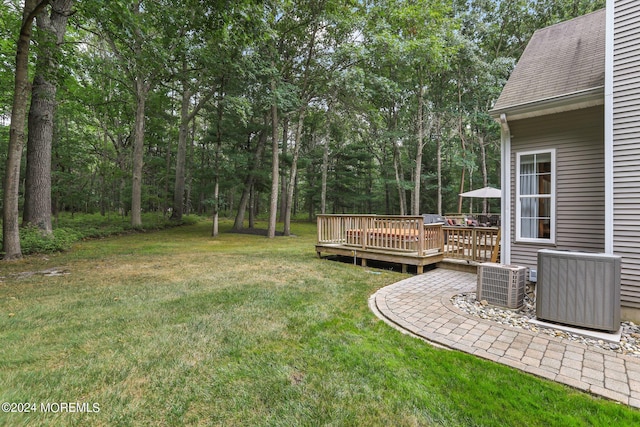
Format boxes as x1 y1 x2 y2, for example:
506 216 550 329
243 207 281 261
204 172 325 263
369 268 640 408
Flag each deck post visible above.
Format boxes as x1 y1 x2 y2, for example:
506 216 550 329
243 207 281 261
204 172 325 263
491 228 501 263
362 216 370 250
471 229 477 261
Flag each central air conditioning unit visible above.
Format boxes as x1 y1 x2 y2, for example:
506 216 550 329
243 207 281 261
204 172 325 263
536 249 621 332
477 263 527 309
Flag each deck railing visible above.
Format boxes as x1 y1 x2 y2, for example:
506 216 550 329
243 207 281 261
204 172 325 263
317 215 443 255
443 226 500 262
317 215 500 262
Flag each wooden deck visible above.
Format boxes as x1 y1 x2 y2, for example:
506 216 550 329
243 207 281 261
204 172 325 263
316 215 444 273
316 215 500 273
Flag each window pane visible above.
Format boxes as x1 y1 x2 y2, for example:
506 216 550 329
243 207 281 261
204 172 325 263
520 217 551 239
538 219 551 239
538 197 550 216
521 218 536 238
521 197 536 217
520 154 535 168
536 153 551 172
539 173 551 194
520 175 536 195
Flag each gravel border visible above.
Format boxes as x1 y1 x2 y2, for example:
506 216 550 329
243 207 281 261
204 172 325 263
451 291 640 357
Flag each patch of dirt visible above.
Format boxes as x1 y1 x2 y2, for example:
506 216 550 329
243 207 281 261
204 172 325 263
289 370 305 386
11 268 70 279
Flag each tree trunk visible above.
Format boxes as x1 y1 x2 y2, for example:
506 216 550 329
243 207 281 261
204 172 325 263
267 76 279 239
171 83 191 221
384 142 391 215
436 116 442 216
283 109 306 236
3 0 50 259
212 84 225 236
131 78 149 228
233 124 267 230
211 180 219 236
457 168 466 214
390 106 406 216
171 76 214 221
307 153 315 220
320 130 329 215
479 135 488 214
234 186 249 230
279 117 289 221
248 185 256 229
186 114 196 215
128 0 152 228
319 102 333 215
413 74 425 216
23 0 72 234
164 131 172 216
393 142 406 216
24 72 55 233
457 74 467 215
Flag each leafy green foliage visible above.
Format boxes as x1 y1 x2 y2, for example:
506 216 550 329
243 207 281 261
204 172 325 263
0 3 20 113
18 225 81 254
0 213 200 257
0 1 608 238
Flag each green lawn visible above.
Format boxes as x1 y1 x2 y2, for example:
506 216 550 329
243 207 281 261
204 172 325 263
1 219 638 426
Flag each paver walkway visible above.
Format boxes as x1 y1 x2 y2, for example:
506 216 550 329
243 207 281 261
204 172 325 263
369 268 640 409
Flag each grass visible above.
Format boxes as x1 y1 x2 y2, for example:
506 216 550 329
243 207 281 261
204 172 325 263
0 218 639 426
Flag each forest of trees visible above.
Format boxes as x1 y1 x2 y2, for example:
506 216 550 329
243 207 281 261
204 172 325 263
0 0 605 258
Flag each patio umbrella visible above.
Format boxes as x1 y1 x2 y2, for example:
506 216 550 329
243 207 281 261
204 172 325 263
459 186 502 198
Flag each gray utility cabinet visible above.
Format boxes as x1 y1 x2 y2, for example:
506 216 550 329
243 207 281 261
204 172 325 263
536 249 621 332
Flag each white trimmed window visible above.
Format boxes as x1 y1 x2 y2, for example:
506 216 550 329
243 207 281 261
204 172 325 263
516 150 555 243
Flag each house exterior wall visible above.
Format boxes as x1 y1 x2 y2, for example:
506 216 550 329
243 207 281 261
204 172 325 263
509 106 605 269
613 0 640 310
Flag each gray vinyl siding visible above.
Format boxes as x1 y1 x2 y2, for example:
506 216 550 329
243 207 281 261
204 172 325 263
509 106 605 269
613 0 640 309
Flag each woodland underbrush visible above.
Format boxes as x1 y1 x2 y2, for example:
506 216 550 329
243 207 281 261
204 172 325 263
0 212 200 256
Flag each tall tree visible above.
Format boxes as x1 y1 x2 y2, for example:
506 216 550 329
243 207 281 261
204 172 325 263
80 0 172 227
282 17 317 235
267 68 279 238
171 70 214 221
362 0 454 215
23 0 74 234
232 119 269 231
169 0 247 221
2 0 50 259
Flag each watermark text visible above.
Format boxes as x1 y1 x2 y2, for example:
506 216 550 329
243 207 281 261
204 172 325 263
2 402 100 413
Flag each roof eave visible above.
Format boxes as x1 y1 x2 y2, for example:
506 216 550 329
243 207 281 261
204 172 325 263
489 86 604 122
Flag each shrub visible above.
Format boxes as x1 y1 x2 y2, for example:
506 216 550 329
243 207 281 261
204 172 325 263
19 225 82 255
0 213 204 257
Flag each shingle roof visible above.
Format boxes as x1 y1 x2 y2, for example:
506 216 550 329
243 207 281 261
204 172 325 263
490 9 605 115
